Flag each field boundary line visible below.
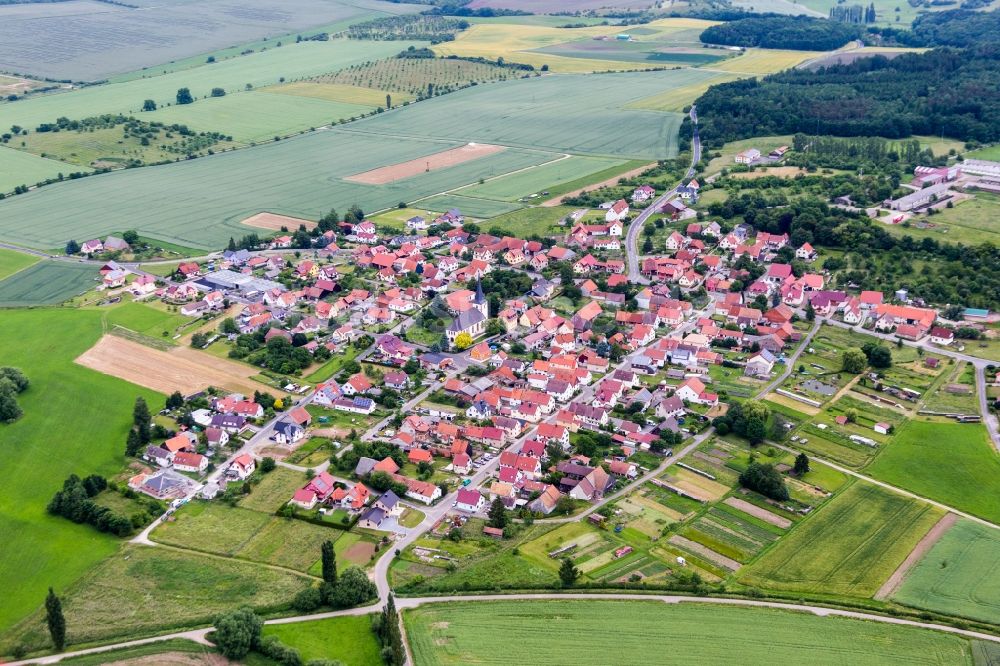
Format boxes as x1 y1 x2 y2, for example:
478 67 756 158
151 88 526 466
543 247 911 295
874 512 959 600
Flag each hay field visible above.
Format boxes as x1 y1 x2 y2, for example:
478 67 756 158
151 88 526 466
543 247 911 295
405 600 975 666
345 143 506 184
0 248 39 281
145 91 371 143
710 48 824 74
892 518 1000 624
0 129 558 249
0 145 84 194
0 0 418 81
76 334 269 395
741 482 943 597
0 39 413 135
266 81 409 106
626 70 743 112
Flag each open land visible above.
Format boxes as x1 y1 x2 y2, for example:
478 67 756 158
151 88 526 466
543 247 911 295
875 512 959 600
75 334 270 396
0 260 98 306
0 145 83 194
345 143 506 184
455 154 626 202
0 248 39 280
0 0 422 81
0 309 161 637
405 600 975 665
298 57 518 98
262 615 382 666
741 482 944 596
892 518 1000 624
866 420 1000 524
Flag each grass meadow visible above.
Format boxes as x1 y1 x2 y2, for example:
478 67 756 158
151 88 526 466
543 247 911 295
455 155 626 202
0 145 82 193
262 615 382 666
892 519 1000 625
866 420 1000 524
0 260 98 306
740 481 943 597
480 206 576 237
0 309 161 640
405 600 975 665
0 248 39 280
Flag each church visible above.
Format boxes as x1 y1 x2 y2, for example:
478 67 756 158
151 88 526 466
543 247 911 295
446 279 489 344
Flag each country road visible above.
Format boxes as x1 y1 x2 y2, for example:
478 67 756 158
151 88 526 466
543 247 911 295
625 106 700 283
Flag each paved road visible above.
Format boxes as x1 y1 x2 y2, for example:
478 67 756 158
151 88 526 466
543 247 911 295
624 106 700 283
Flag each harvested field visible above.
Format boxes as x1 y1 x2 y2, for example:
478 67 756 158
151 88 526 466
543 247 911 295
344 143 505 184
669 534 741 571
342 539 377 567
875 512 958 600
241 211 317 231
731 166 808 179
723 497 791 528
75 335 267 395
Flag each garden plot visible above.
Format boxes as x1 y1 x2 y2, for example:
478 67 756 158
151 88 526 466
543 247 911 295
920 362 978 414
659 467 731 503
793 423 878 469
669 535 741 571
723 497 791 528
680 506 783 565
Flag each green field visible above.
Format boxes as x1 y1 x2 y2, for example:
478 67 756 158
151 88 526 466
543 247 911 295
4 545 310 651
302 56 521 97
0 309 161 638
0 130 557 249
0 260 98 306
413 193 524 219
866 421 1000 524
741 482 943 597
0 40 415 136
405 600 975 665
0 146 84 194
262 615 382 665
892 518 1000 625
147 91 371 143
0 248 39 280
104 302 191 340
455 154 627 202
348 69 705 159
480 206 576 238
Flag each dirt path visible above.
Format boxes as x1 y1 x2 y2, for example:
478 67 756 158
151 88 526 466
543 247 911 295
875 512 958 600
540 162 657 207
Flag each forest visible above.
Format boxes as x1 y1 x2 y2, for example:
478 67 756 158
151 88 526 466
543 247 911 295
898 8 1000 47
694 47 1000 146
699 15 862 50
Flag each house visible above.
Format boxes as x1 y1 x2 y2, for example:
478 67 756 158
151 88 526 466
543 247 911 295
172 451 208 473
929 327 954 345
375 490 402 515
403 478 442 505
605 199 629 223
455 488 486 513
452 453 472 474
358 507 387 530
273 420 305 445
103 269 128 288
162 433 196 454
228 454 256 480
143 445 172 467
529 484 562 515
405 215 428 231
233 400 264 418
874 422 892 435
569 466 611 501
343 373 373 396
632 185 655 202
290 488 318 510
744 349 776 377
81 239 104 255
796 243 817 261
674 377 718 406
408 448 433 465
735 148 761 164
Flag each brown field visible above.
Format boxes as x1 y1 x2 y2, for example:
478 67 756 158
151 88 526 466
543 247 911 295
724 497 792 528
240 212 317 231
76 334 267 395
344 143 505 185
343 541 376 566
542 162 656 206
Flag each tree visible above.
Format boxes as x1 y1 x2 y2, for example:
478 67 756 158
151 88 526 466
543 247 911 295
142 99 156 111
321 539 337 584
213 607 263 659
45 587 66 651
805 301 815 321
739 460 789 501
845 407 858 423
330 567 377 608
379 594 406 666
862 341 892 368
125 428 143 457
122 230 139 245
260 456 276 472
454 332 473 350
175 87 194 105
210 87 226 97
133 396 151 444
842 347 867 374
65 239 80 255
220 317 239 335
386 93 392 109
487 498 508 530
745 417 767 445
559 557 579 587
793 452 810 476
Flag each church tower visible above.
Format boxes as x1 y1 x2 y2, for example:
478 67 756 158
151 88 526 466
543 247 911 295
474 278 489 319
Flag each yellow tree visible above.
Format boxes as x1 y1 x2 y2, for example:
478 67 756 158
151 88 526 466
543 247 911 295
454 332 473 350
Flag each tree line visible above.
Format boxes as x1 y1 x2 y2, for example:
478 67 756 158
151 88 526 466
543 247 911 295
0 366 28 422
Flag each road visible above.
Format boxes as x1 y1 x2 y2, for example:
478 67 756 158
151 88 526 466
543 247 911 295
624 106 701 283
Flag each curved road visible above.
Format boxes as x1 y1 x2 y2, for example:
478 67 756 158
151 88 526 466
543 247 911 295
625 106 701 283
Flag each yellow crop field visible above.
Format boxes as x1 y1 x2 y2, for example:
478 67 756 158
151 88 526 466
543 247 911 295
626 70 743 112
711 48 824 74
266 81 414 106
